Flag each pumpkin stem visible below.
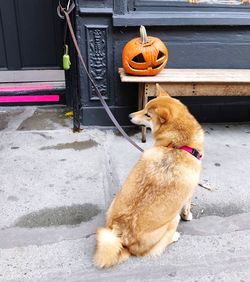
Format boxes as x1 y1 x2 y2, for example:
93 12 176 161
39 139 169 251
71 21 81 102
140 25 149 44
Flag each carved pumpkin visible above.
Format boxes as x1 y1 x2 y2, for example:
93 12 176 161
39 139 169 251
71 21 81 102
122 26 168 76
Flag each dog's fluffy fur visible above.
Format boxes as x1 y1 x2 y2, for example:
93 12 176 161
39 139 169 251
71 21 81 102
94 84 204 268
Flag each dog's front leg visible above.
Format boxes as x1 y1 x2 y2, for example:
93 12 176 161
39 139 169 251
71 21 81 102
241 0 250 3
180 198 193 221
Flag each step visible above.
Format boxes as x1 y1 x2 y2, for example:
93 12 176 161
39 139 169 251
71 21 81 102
0 82 66 105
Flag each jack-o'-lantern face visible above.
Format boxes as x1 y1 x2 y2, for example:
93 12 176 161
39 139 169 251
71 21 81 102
122 26 168 76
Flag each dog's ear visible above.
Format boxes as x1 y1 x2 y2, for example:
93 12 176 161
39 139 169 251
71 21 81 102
155 107 169 124
156 83 171 97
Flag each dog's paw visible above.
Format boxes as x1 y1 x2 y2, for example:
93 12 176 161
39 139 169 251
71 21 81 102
181 211 193 221
189 0 199 3
172 232 180 242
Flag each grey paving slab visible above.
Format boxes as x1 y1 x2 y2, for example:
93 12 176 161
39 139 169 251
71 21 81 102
1 228 250 282
0 129 107 229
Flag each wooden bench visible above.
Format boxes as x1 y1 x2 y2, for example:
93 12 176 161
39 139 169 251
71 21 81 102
119 68 250 142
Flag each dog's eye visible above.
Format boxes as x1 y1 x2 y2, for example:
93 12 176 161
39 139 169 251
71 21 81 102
145 113 150 118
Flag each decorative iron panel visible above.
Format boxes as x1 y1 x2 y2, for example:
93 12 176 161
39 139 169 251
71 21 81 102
86 25 109 100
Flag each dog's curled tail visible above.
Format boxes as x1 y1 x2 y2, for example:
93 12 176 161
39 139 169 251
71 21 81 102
94 227 130 268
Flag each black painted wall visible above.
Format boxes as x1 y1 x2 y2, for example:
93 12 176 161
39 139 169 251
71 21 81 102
74 0 250 125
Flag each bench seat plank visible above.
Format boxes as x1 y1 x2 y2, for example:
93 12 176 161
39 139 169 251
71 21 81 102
150 83 250 97
119 68 250 83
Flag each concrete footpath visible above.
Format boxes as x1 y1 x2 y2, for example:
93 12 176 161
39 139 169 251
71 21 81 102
0 106 250 282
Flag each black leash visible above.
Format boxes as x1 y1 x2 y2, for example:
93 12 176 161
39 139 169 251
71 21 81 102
58 1 144 153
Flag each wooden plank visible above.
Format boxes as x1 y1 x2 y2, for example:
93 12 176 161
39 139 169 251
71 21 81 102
0 70 65 83
149 83 250 97
118 68 250 83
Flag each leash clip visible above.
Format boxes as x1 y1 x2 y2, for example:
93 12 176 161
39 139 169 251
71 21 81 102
57 0 75 19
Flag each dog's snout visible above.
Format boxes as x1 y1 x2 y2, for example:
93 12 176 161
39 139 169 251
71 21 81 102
129 113 134 119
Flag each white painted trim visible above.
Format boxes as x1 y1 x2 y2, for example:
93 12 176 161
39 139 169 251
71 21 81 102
0 70 65 83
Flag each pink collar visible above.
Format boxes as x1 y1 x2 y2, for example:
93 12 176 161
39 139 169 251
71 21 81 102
179 146 202 160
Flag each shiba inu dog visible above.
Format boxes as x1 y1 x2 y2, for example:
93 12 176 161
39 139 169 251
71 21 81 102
94 84 204 268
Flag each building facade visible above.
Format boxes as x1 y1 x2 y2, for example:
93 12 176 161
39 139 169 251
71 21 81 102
1 0 250 124
75 0 250 125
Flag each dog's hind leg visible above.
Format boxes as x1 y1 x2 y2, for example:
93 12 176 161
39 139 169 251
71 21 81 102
181 198 193 221
145 215 180 257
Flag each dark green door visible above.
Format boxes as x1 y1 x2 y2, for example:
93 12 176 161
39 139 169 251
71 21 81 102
0 0 63 71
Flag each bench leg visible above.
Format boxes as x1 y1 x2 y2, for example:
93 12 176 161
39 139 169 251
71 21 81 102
141 126 146 143
140 91 147 143
138 83 143 111
138 83 147 143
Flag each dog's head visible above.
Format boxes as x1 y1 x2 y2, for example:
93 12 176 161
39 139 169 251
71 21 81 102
129 84 204 148
129 84 187 132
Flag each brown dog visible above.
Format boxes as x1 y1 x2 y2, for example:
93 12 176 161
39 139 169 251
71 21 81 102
94 84 204 268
